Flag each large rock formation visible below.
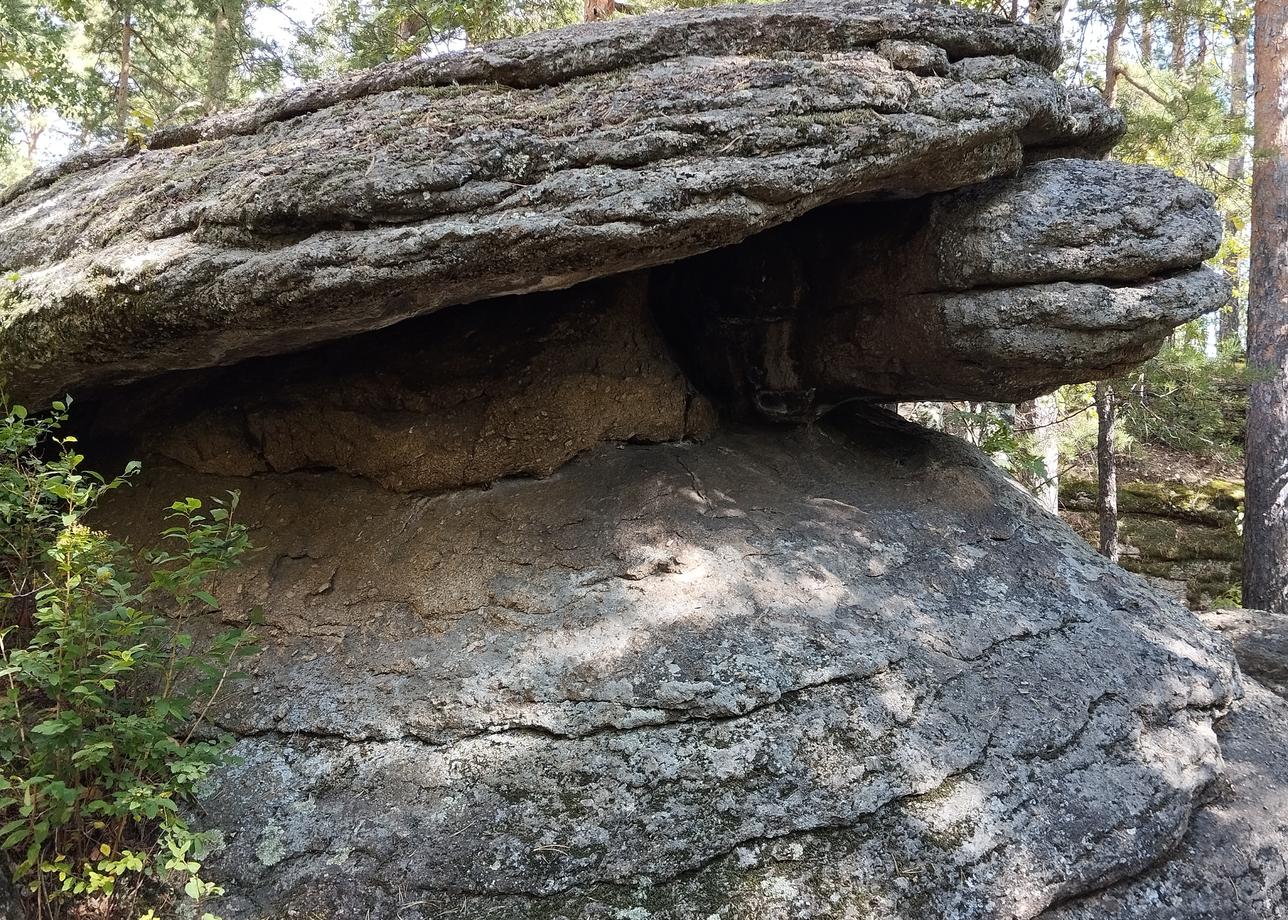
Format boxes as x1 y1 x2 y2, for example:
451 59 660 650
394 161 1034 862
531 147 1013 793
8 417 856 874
3 3 1282 919
102 413 1245 920
0 1 1219 407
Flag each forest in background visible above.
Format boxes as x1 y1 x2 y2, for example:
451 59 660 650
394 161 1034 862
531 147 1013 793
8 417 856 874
0 0 1268 605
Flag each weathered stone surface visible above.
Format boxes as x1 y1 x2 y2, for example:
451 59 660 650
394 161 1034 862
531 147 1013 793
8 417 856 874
76 164 1225 489
1062 478 1244 529
1199 608 1288 699
96 411 1243 920
0 1 1138 403
0 872 22 920
87 274 715 492
927 158 1223 289
806 269 1225 404
657 160 1226 412
1041 681 1288 920
8 4 1263 918
80 160 1226 488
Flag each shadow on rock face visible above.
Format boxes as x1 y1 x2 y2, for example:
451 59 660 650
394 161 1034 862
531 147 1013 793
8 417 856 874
653 159 1226 418
73 154 1227 497
7 2 1263 916
79 274 716 493
94 410 1241 920
1040 679 1288 920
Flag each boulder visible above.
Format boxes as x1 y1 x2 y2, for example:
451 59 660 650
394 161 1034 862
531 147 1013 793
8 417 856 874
0 1 1223 408
656 159 1224 411
3 3 1280 919
98 412 1243 920
1199 608 1288 699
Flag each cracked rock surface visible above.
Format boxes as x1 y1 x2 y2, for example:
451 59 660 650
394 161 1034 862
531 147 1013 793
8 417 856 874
1041 678 1288 920
9 2 1273 917
97 413 1244 919
0 0 1132 403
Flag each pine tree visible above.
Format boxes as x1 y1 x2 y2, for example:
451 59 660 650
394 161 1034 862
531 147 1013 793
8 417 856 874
1095 382 1120 561
1220 2 1252 346
1243 0 1288 614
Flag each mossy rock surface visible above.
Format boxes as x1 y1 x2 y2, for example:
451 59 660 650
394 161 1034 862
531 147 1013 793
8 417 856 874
1118 516 1241 564
1060 476 1243 527
1061 488 1243 609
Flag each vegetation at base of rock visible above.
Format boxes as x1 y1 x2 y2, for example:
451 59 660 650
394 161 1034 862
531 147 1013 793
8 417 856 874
0 398 261 919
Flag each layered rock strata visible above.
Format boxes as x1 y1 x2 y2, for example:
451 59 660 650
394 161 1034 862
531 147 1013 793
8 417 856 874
0 1 1208 407
2 3 1277 919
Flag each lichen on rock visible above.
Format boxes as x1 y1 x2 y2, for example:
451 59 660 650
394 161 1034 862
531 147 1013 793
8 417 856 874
0 0 1220 408
98 414 1244 920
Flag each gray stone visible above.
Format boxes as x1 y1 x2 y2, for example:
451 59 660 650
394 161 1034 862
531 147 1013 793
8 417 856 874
97 412 1242 919
7 4 1269 918
0 871 24 920
655 161 1227 411
929 158 1224 289
0 1 1128 403
1041 681 1288 920
1199 608 1288 699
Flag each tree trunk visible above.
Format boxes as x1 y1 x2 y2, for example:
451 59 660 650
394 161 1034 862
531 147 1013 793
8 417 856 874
115 0 133 136
585 0 614 22
1104 0 1129 105
1221 22 1251 347
1244 0 1288 614
205 0 237 113
1197 22 1208 68
1095 381 1119 562
1169 9 1186 71
1141 15 1153 65
1017 393 1060 514
22 119 44 162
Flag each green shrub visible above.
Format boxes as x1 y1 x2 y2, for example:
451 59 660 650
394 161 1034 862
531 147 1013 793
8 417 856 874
935 402 1049 481
0 398 261 919
1118 343 1250 459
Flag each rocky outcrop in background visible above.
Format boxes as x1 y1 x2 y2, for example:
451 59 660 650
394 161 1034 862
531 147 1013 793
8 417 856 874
1061 477 1243 608
2 2 1281 919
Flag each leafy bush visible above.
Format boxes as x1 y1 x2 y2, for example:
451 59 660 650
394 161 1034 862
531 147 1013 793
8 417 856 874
917 401 1049 482
0 399 260 919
